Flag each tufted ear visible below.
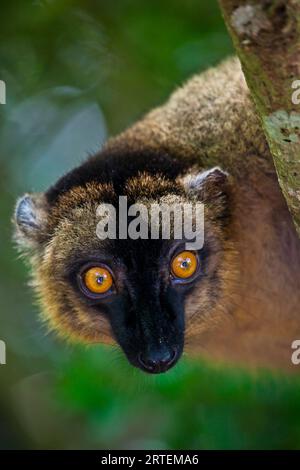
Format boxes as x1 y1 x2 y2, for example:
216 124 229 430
14 193 50 249
182 167 231 221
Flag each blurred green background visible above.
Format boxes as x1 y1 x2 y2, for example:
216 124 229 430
1 0 300 450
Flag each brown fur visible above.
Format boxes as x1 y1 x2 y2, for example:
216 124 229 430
14 57 300 371
106 58 300 370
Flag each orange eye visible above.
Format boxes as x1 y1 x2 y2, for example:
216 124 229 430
83 266 113 295
171 251 198 279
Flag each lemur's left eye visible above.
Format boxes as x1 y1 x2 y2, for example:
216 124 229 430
171 251 198 280
81 266 113 296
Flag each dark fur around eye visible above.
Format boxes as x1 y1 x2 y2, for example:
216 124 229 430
62 257 116 306
62 240 212 310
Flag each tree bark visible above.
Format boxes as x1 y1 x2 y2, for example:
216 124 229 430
218 0 300 236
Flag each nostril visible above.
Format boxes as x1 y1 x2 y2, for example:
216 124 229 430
138 348 178 373
138 354 156 372
159 348 177 367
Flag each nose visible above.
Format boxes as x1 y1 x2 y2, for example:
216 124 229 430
138 347 178 374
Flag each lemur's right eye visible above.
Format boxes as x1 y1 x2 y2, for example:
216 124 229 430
171 250 198 280
80 266 113 297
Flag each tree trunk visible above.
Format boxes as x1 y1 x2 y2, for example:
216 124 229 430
218 0 300 236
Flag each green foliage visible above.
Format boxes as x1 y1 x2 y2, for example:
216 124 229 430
52 346 300 449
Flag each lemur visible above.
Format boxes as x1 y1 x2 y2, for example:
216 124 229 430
14 57 300 374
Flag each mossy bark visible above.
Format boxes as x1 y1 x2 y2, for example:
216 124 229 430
219 0 300 236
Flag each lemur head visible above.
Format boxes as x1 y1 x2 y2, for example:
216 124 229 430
14 146 236 374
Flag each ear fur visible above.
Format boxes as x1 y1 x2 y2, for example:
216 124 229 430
14 193 49 249
182 167 231 221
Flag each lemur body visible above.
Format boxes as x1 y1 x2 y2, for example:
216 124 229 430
15 58 300 373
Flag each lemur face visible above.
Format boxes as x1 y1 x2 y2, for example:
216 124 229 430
14 149 236 374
